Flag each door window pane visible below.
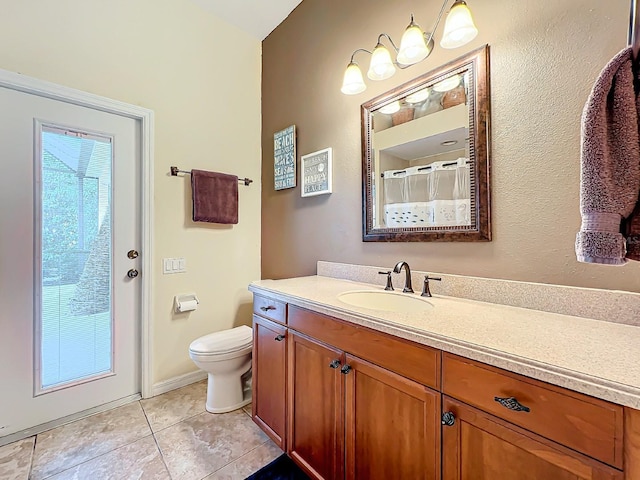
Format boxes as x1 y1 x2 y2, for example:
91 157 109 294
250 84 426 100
39 125 112 390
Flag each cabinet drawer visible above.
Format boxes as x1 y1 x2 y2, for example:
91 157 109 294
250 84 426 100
288 305 439 389
253 295 287 324
442 353 624 468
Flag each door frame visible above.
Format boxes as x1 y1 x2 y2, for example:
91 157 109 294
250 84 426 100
0 68 155 399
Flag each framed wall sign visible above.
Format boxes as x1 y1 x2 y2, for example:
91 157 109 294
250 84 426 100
274 125 296 190
301 147 332 197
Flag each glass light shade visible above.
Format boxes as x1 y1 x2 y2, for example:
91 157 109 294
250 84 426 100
341 62 366 95
406 88 430 104
397 22 430 65
379 101 401 115
433 75 460 92
367 44 396 81
440 0 478 49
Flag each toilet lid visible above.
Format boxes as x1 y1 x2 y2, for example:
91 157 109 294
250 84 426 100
189 325 253 355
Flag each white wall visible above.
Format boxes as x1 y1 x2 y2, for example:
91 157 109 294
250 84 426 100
0 0 262 384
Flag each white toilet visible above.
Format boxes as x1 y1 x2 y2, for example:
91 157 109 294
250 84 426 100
188 325 253 413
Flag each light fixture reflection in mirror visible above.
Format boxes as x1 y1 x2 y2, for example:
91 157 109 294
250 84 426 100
379 101 401 115
361 46 490 242
433 74 461 92
406 88 430 104
341 0 478 95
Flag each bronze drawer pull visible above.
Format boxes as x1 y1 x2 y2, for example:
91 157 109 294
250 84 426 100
260 305 276 312
494 396 531 413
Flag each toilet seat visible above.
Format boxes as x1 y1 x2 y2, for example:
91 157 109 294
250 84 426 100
189 325 252 356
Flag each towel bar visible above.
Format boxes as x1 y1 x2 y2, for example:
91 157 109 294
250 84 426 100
170 166 253 186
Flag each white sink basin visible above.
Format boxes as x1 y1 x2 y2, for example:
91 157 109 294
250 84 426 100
337 290 433 313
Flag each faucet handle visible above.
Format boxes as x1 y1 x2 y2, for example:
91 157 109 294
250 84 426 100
421 275 442 297
378 271 394 291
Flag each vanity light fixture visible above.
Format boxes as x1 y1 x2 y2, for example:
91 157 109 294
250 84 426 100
440 0 479 48
368 36 397 81
340 0 478 95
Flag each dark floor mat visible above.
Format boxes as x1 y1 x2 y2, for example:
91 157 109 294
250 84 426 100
245 454 310 480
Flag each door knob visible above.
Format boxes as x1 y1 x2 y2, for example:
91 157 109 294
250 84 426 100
127 250 139 259
442 412 456 426
127 269 139 279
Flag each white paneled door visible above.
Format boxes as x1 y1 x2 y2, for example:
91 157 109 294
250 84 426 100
0 85 141 439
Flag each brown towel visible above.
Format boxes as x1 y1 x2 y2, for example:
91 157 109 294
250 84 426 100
191 169 238 224
576 47 640 265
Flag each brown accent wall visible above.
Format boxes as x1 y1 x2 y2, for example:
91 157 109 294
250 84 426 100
262 0 640 293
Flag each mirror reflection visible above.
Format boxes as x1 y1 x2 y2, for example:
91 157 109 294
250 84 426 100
373 71 471 229
362 46 490 241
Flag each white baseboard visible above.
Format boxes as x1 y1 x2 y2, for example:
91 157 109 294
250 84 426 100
150 370 207 397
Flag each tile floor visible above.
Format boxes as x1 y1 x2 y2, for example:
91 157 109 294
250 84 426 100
0 381 282 480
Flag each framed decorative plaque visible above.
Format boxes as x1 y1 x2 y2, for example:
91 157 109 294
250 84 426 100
274 125 296 190
301 148 332 197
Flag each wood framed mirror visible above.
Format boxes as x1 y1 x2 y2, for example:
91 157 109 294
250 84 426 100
361 45 491 242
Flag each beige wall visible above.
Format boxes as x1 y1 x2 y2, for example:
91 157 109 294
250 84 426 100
0 0 262 383
262 0 640 293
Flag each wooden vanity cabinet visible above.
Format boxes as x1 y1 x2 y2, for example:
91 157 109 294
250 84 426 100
251 294 638 479
252 315 287 449
288 331 345 480
287 306 441 480
441 353 626 479
442 353 624 468
441 396 623 480
344 354 441 480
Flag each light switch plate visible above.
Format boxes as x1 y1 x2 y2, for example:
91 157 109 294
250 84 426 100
163 258 172 274
163 257 186 274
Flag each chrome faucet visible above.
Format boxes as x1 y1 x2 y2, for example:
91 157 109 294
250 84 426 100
393 261 414 293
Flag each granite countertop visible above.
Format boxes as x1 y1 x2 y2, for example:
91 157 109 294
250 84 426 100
249 275 640 409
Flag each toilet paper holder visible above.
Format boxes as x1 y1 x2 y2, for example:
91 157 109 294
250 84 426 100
174 293 200 313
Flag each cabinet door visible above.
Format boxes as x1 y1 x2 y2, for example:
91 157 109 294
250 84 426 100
442 397 623 480
252 315 287 449
288 331 344 480
344 354 441 480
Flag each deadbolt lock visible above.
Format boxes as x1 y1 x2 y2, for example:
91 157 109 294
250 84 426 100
127 250 139 259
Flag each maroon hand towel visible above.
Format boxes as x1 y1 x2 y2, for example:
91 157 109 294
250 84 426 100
191 169 238 224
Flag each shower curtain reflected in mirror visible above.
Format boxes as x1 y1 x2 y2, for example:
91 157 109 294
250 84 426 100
382 158 471 228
